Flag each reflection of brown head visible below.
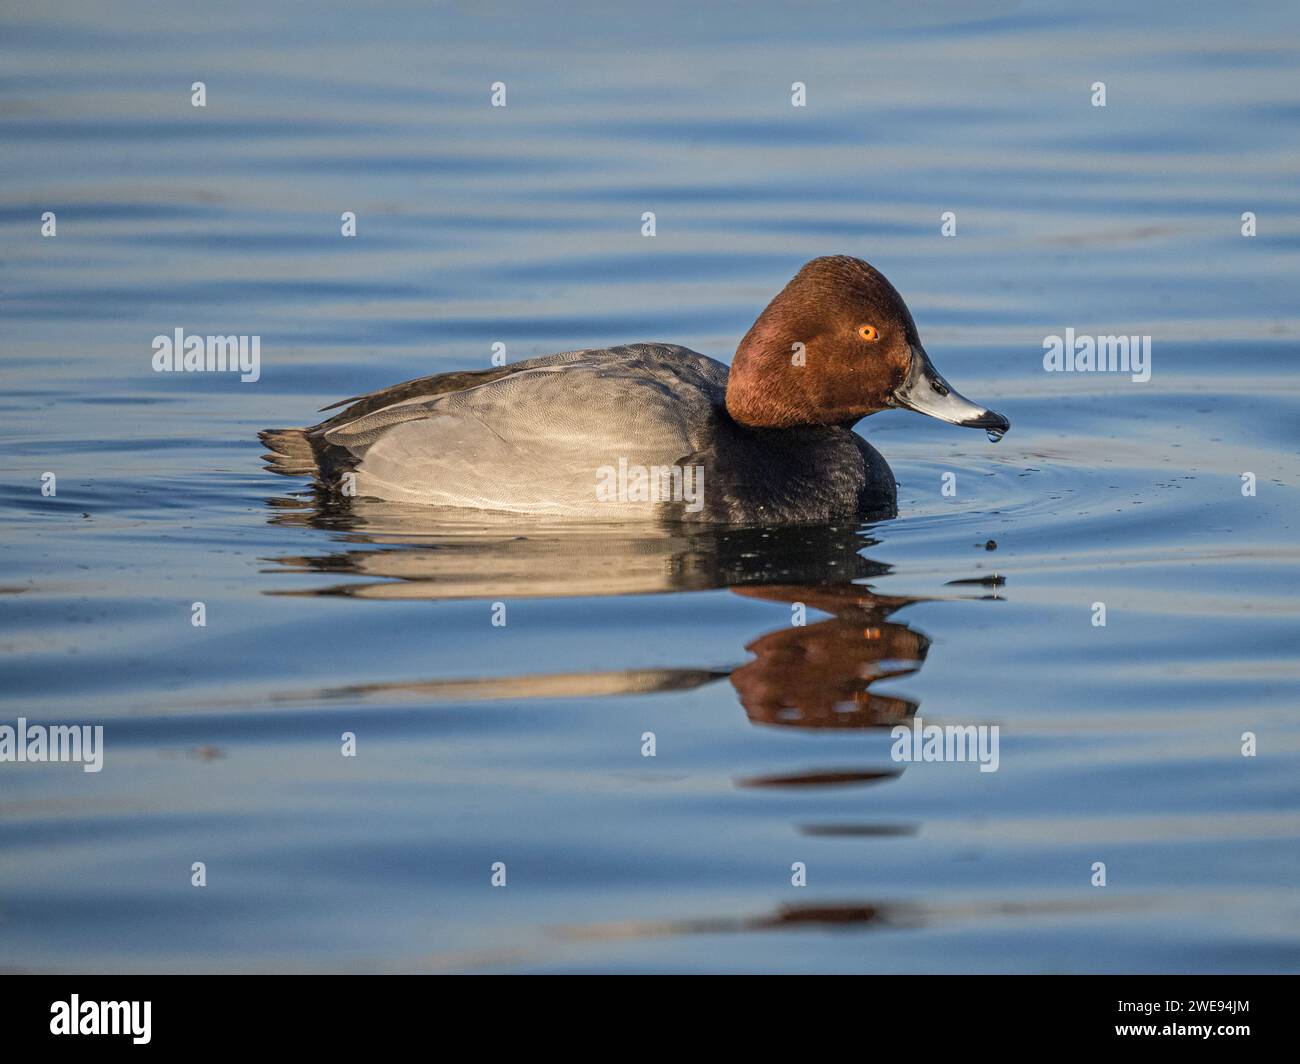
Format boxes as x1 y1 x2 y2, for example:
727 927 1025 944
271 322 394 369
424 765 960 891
728 585 929 729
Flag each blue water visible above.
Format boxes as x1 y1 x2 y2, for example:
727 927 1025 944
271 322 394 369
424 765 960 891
2 0 1298 972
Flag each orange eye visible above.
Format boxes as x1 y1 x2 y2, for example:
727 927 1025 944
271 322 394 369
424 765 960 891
858 324 879 342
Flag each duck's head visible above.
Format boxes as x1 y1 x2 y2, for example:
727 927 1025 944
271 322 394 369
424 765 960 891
725 255 1010 436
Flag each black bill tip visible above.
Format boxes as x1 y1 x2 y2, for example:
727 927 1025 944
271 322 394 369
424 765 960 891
958 410 1010 433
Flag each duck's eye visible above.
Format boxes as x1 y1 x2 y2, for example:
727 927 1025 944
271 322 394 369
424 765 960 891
858 324 880 342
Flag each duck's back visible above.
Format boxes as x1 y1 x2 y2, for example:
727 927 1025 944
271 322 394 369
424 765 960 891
319 345 729 516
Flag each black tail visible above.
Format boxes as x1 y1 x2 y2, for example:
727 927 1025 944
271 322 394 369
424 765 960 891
259 427 320 477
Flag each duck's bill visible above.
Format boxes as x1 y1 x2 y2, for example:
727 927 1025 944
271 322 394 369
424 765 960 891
891 346 1010 434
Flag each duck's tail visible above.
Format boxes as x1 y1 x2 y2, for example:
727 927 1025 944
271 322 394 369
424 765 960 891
259 427 320 477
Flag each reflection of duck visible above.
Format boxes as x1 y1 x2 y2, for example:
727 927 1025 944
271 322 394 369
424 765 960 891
552 894 1138 946
728 585 928 729
261 256 1008 523
265 499 887 600
262 500 958 736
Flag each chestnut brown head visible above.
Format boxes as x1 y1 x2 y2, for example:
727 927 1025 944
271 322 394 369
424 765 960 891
725 256 1009 436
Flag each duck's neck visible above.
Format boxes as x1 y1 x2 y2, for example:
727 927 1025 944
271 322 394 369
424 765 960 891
725 321 818 429
725 331 875 431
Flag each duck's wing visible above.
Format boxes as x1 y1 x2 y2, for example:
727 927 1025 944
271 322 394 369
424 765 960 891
312 345 729 514
261 351 594 480
308 347 616 434
314 367 519 426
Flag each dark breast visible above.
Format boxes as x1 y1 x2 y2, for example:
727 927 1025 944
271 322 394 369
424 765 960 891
674 413 897 524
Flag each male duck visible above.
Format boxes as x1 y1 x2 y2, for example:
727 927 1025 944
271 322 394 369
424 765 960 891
261 255 1009 524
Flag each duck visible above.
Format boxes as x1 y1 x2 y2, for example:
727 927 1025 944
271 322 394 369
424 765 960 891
261 255 1009 524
